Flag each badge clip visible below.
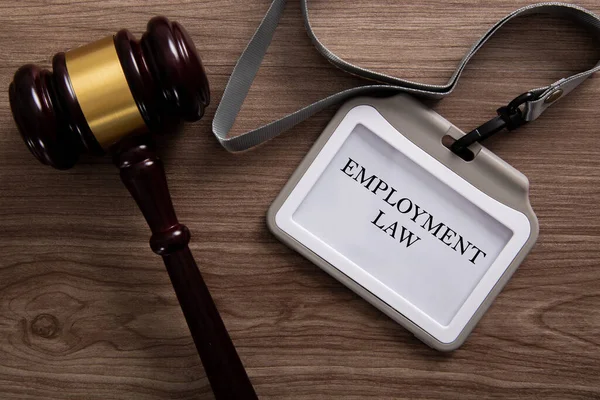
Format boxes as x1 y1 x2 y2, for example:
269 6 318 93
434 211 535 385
450 92 537 159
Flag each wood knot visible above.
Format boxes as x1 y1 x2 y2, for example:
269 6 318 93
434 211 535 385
30 314 60 339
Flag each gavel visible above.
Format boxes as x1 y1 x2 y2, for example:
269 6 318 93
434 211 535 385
9 17 257 399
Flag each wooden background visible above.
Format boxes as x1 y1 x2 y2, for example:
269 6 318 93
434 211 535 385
0 0 599 398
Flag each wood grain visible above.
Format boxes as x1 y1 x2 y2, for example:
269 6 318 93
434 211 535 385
1 0 599 399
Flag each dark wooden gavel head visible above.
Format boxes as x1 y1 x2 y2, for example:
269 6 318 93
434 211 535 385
9 16 210 169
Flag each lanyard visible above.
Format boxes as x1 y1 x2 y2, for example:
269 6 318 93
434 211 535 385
212 1 600 153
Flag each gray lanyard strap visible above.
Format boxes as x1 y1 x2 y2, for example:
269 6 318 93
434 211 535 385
212 1 600 153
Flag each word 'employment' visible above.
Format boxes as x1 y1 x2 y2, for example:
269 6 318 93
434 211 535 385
341 158 487 265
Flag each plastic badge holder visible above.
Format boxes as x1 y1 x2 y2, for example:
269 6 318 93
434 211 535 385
267 95 539 350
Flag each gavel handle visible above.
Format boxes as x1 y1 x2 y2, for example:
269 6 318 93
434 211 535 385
113 137 257 399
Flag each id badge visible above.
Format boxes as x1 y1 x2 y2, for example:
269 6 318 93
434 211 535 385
267 95 539 350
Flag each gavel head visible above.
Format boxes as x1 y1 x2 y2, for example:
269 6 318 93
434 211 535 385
9 16 210 170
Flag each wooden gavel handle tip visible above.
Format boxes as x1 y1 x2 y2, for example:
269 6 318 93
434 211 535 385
163 248 257 398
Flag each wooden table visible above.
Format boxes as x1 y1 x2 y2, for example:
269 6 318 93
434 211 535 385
0 1 599 398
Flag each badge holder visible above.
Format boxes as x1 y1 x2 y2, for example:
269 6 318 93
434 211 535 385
267 94 537 350
211 1 600 350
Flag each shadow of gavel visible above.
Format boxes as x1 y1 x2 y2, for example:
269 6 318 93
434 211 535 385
9 17 257 399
